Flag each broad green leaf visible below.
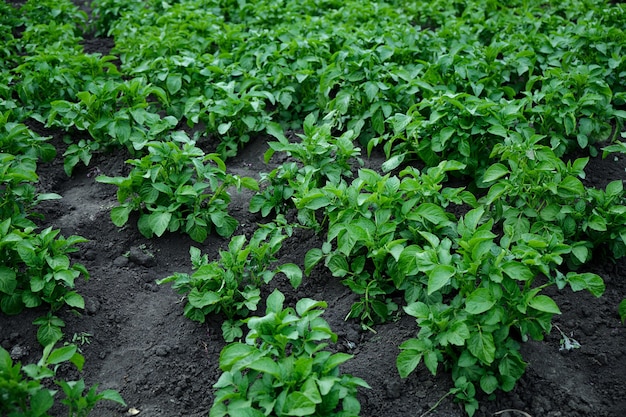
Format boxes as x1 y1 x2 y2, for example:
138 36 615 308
468 331 495 365
295 298 326 316
326 254 349 278
248 357 280 377
149 211 172 237
63 292 85 309
47 345 78 365
482 163 509 183
110 205 132 227
284 391 316 416
443 321 470 346
465 288 496 315
587 214 607 231
37 323 63 347
219 343 258 371
501 261 534 281
427 264 455 295
166 74 182 94
606 180 623 197
396 349 422 378
277 263 302 289
480 374 499 394
188 288 220 308
566 272 605 297
417 203 449 224
99 389 126 406
528 295 561 314
30 389 54 416
0 266 17 294
221 320 243 343
304 248 323 276
266 289 284 313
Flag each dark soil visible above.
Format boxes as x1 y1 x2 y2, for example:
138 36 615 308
2 3 626 417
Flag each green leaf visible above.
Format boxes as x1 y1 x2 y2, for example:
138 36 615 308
0 266 17 294
99 389 126 406
606 180 623 197
47 345 78 365
221 320 243 342
566 272 605 297
37 322 63 347
465 288 496 315
277 263 302 289
619 299 626 324
284 391 316 416
166 74 182 94
248 357 280 377
501 261 534 281
304 248 323 275
587 214 607 231
149 211 172 237
110 205 132 227
396 349 422 378
266 289 284 314
480 374 499 394
427 265 455 295
30 389 54 416
412 203 449 224
188 288 220 308
63 291 85 309
482 163 509 183
219 343 258 371
468 331 495 365
326 254 349 278
528 295 561 314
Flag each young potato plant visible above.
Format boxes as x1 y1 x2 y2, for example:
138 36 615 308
250 116 363 218
158 220 302 341
97 132 258 242
0 343 125 417
210 289 369 417
396 207 605 416
397 207 604 416
1 119 88 346
47 77 173 175
303 161 476 327
481 129 626 262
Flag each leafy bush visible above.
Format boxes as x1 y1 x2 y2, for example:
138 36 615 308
210 290 369 417
0 343 125 417
97 132 258 241
158 220 302 341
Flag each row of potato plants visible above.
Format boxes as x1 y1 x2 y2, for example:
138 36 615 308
0 2 127 416
2 0 626 415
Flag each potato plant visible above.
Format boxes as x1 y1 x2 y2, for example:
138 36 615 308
210 290 369 417
159 220 302 341
97 132 259 241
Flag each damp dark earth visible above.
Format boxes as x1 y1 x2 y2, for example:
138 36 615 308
2 1 626 417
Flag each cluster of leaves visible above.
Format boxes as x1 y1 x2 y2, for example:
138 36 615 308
210 290 369 417
1 112 89 346
159 219 302 341
96 132 258 242
251 115 363 219
0 342 125 417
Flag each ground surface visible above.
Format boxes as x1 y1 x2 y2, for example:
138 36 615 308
2 3 626 417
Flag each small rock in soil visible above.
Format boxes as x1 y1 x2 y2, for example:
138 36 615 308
128 246 157 267
10 345 29 360
85 297 100 315
154 345 170 357
114 255 130 267
384 379 402 399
